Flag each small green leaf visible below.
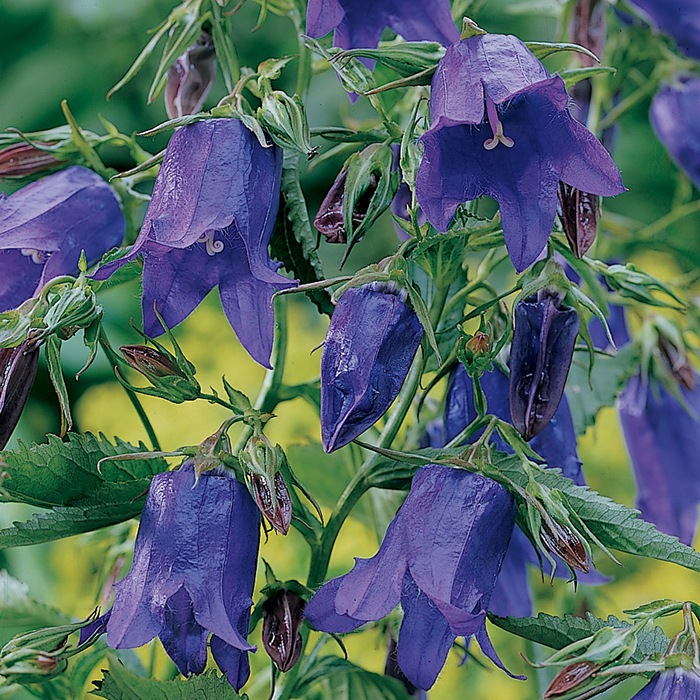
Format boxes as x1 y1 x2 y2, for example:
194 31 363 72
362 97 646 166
0 571 68 629
559 66 616 89
488 612 670 663
90 654 243 699
525 41 599 63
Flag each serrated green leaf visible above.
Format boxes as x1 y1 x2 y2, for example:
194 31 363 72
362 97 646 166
488 612 670 663
295 656 413 700
272 152 333 317
0 571 69 628
566 344 641 435
90 654 244 699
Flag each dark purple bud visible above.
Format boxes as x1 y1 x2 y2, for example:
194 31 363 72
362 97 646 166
262 589 305 672
540 519 590 573
120 345 185 378
250 471 292 536
568 0 606 67
165 30 216 120
509 291 580 440
0 143 65 179
313 168 375 244
557 183 599 259
544 660 599 698
320 283 423 452
0 341 39 450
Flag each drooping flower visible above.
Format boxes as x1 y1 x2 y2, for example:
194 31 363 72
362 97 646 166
650 77 700 190
261 589 306 672
306 0 459 53
304 463 518 690
0 165 125 313
164 29 216 119
415 34 625 273
320 283 423 452
626 0 700 61
93 119 297 368
105 462 260 691
618 373 700 546
509 289 580 441
0 341 40 450
630 666 700 699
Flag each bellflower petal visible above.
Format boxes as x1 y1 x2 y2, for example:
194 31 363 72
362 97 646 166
416 35 625 273
320 283 423 452
106 462 260 690
306 464 515 689
93 119 296 368
619 374 700 546
626 0 700 61
650 77 700 190
0 165 125 312
306 0 459 51
631 667 700 699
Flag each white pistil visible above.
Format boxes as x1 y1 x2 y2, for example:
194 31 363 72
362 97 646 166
198 231 225 255
483 96 515 151
20 248 47 264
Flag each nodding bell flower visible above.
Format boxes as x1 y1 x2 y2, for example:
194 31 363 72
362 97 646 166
262 589 305 672
165 29 216 119
305 464 521 690
0 165 125 313
0 340 39 449
415 33 624 273
630 666 700 699
92 119 297 369
105 462 260 691
306 0 459 54
509 289 580 441
320 283 423 452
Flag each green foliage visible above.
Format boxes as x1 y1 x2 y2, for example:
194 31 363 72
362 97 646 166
0 571 68 630
90 655 244 700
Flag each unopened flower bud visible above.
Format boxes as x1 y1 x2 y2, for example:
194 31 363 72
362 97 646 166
262 589 305 672
120 345 185 378
165 29 216 119
466 332 490 355
509 289 579 440
0 142 65 179
558 183 599 258
568 0 606 68
0 341 39 449
258 90 317 159
544 660 599 698
0 647 67 684
540 519 590 573
321 283 423 452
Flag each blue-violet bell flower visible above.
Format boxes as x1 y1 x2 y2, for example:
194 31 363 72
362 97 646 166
650 77 700 191
105 462 260 691
415 34 625 273
626 0 700 62
630 666 700 699
509 289 580 441
320 282 423 452
93 119 297 369
618 373 700 546
304 463 520 690
0 165 125 313
306 0 459 54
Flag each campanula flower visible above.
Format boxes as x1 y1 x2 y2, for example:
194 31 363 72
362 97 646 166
320 283 423 452
650 77 700 190
618 373 700 546
631 666 700 699
304 464 518 690
626 0 700 61
0 165 125 313
0 341 39 450
105 462 260 691
93 119 296 368
306 0 459 53
415 34 625 273
509 290 580 440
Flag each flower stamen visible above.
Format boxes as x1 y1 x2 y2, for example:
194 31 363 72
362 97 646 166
197 231 224 255
483 96 514 150
20 248 48 264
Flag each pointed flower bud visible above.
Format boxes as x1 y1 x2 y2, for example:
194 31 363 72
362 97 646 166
558 183 599 259
258 90 318 160
120 345 184 378
262 589 305 672
540 518 590 574
0 340 39 449
320 283 423 452
165 29 216 120
544 660 599 698
0 142 66 179
509 289 580 440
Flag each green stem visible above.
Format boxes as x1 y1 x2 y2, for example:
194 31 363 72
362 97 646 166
597 69 661 131
634 200 700 241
